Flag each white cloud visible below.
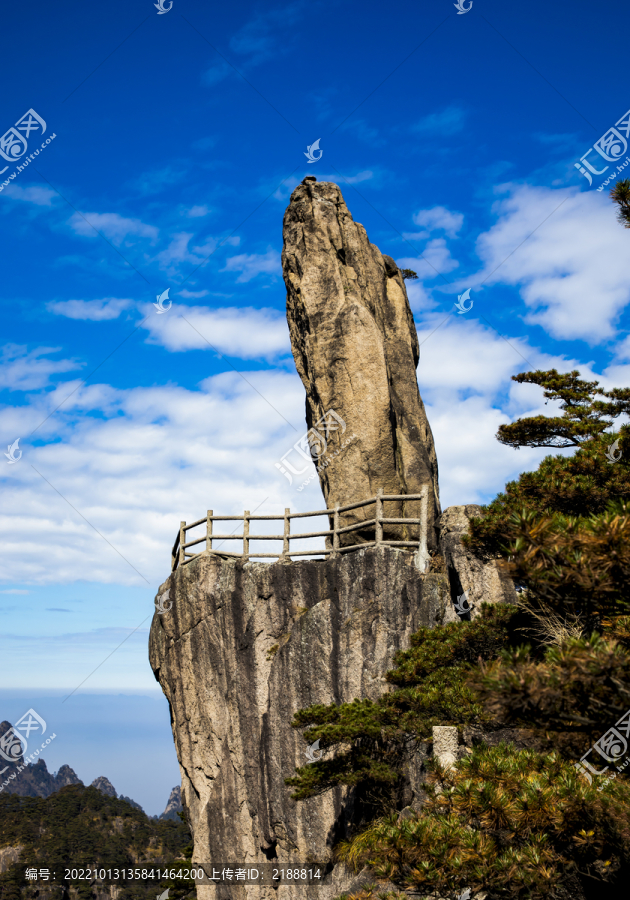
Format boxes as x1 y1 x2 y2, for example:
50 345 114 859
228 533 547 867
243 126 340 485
154 233 238 272
405 279 436 312
412 206 464 238
48 298 133 321
69 212 159 246
475 183 630 342
222 248 281 283
397 238 459 281
186 205 210 217
156 232 205 268
2 184 57 206
411 105 466 136
178 289 209 299
0 345 81 391
320 170 374 185
140 304 290 360
414 314 595 506
0 369 307 586
203 61 234 87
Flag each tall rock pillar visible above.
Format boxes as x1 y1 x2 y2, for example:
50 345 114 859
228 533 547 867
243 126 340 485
282 177 440 550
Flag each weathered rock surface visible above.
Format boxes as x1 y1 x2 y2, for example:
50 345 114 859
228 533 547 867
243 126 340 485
160 784 183 820
438 505 516 618
0 845 23 874
149 547 451 899
282 178 440 550
91 775 118 798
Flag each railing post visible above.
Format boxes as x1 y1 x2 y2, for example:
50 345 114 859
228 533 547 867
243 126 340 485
243 511 250 559
179 521 186 567
206 510 213 554
333 505 340 557
375 488 383 546
283 508 290 558
415 486 430 573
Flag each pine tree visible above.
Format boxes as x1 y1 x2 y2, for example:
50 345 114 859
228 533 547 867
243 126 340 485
466 369 630 559
496 369 629 449
286 370 630 898
611 179 630 228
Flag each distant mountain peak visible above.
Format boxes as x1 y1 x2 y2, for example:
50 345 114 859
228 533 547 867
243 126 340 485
90 776 117 798
160 785 182 820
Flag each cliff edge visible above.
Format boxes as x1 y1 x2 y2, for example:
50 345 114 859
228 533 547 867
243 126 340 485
149 547 450 899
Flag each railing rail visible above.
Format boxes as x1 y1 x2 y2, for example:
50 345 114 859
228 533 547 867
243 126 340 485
171 487 429 572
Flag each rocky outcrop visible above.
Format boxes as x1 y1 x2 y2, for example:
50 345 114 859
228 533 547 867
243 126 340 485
91 775 144 811
161 785 183 820
0 845 23 874
282 178 440 550
439 505 516 617
91 775 117 798
149 547 451 899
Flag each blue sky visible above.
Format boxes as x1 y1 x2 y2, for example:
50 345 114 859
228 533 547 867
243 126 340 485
2 0 630 810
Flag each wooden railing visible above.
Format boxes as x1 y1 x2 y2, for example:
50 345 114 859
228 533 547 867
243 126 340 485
171 487 430 573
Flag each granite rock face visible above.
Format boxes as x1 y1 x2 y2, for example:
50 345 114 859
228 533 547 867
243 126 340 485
282 178 440 550
161 784 183 821
91 775 118 798
149 547 451 900
439 505 516 618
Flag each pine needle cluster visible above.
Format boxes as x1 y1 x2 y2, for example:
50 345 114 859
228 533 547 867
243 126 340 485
502 503 630 621
334 745 630 899
471 633 630 756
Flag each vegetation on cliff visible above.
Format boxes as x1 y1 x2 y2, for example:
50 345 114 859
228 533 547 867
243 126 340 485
464 369 630 564
286 604 520 809
0 785 193 900
289 370 630 899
